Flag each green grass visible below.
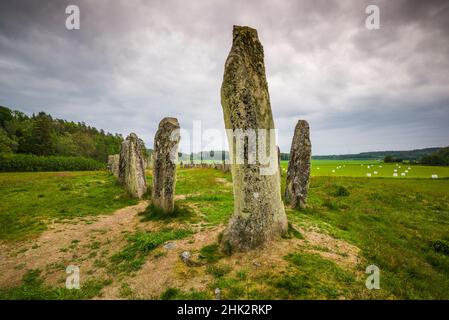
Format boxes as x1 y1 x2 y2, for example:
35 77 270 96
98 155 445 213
0 269 111 300
160 287 211 300
0 171 137 240
281 160 449 179
1 161 449 299
139 203 197 223
174 168 234 225
172 166 449 299
287 176 449 299
273 253 357 299
110 228 193 273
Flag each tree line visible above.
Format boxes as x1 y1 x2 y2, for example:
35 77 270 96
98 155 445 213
0 106 123 162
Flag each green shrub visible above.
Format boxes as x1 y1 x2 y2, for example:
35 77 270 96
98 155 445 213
199 244 223 263
0 153 105 172
332 185 350 197
206 264 231 278
430 240 449 255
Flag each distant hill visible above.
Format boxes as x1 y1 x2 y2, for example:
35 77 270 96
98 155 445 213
421 146 449 166
312 147 442 161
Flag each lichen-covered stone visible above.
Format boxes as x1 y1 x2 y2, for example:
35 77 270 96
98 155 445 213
152 117 180 213
277 146 281 177
118 133 147 198
146 153 154 169
107 154 119 178
285 120 311 209
219 26 288 253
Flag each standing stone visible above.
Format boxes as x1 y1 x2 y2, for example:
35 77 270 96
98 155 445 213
152 117 180 213
285 120 311 209
219 26 288 253
107 154 120 178
146 153 154 169
277 146 281 178
118 133 147 198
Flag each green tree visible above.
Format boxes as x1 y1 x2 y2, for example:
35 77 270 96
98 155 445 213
27 112 55 156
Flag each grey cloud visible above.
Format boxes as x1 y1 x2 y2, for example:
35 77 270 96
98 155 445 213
0 0 448 155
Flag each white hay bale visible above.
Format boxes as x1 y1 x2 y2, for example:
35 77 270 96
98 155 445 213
394 169 397 172
367 173 372 177
431 174 438 179
393 173 398 177
401 173 406 176
374 171 378 174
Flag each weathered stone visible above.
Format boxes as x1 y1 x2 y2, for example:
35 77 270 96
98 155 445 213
277 146 281 177
107 154 119 178
118 133 147 199
163 242 176 250
219 26 288 253
179 251 204 267
152 117 180 213
285 120 311 209
146 153 154 169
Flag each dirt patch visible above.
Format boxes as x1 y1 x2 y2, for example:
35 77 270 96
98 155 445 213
0 201 361 299
101 226 222 299
100 223 361 299
0 201 150 288
299 228 361 269
215 178 232 188
174 193 201 201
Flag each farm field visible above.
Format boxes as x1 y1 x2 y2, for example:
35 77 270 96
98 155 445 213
0 162 448 299
282 160 449 179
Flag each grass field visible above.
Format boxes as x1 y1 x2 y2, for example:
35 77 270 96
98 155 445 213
282 160 449 179
0 160 448 299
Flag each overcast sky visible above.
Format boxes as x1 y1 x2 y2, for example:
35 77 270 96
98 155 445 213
1 0 448 155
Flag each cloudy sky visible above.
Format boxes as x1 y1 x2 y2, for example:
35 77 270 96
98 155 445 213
0 0 448 155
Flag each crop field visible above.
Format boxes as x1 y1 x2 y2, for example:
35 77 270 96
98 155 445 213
0 162 448 300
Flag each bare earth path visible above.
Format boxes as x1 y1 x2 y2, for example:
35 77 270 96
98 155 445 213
0 201 149 288
0 200 361 299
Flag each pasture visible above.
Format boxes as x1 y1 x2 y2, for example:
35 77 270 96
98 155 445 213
282 160 449 179
0 161 448 299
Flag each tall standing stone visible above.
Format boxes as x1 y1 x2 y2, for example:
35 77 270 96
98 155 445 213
108 154 120 178
118 133 147 199
152 117 180 213
285 120 311 209
219 26 288 253
146 153 154 169
277 146 281 177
